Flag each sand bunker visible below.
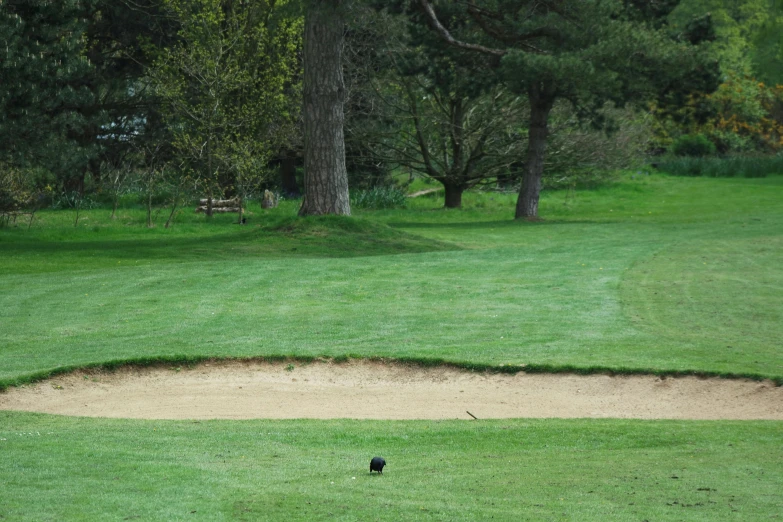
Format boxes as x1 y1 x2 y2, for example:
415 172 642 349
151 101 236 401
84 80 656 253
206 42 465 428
1 360 781 420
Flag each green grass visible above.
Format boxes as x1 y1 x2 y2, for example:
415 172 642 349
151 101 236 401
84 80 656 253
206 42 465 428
2 413 781 521
2 174 782 384
2 172 783 519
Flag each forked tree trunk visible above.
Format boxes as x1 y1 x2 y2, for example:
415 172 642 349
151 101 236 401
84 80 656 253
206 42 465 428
299 0 351 216
515 85 555 219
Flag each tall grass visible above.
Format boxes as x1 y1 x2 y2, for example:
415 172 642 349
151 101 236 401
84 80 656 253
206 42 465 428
350 186 407 209
655 155 783 178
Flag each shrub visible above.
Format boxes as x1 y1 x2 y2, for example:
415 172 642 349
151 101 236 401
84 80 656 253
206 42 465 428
0 166 48 224
50 191 99 210
670 134 716 157
543 103 653 188
655 154 783 178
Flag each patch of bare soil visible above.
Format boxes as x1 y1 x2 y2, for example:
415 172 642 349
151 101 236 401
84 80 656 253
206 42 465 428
1 360 781 420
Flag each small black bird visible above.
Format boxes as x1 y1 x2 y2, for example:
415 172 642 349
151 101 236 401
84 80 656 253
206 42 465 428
370 456 386 474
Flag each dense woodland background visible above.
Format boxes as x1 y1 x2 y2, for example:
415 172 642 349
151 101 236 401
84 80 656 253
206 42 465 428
1 0 782 222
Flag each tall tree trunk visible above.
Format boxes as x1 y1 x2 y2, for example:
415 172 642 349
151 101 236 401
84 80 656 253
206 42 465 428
443 182 464 208
299 0 351 216
515 85 554 220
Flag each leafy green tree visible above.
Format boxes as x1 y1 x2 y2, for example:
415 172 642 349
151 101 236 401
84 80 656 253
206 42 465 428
149 0 301 219
372 73 526 208
750 2 783 85
395 0 719 219
656 0 783 152
669 0 782 83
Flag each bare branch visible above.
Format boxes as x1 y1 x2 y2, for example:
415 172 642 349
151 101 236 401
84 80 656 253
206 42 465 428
417 0 506 58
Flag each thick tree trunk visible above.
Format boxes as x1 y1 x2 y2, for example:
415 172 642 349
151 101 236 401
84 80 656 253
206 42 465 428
443 183 464 208
299 0 351 216
515 86 554 219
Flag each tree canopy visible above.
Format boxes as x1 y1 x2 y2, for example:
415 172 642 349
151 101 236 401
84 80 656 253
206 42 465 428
1 0 778 221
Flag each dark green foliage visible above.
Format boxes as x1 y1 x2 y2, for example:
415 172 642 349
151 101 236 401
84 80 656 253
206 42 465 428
656 154 782 177
0 0 174 193
0 0 99 184
681 13 717 44
670 133 717 156
623 0 681 25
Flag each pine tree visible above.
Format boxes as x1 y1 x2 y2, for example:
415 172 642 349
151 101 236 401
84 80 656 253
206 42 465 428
397 0 719 219
0 0 99 187
1 0 173 192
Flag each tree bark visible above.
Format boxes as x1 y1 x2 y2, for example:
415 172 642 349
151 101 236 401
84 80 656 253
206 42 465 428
515 85 554 219
299 0 351 216
443 183 464 208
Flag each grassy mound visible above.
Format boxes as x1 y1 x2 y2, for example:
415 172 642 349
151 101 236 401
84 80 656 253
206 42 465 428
0 211 457 275
260 214 458 257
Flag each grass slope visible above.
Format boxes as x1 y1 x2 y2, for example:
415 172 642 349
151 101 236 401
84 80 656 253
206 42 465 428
1 174 782 384
1 412 781 521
